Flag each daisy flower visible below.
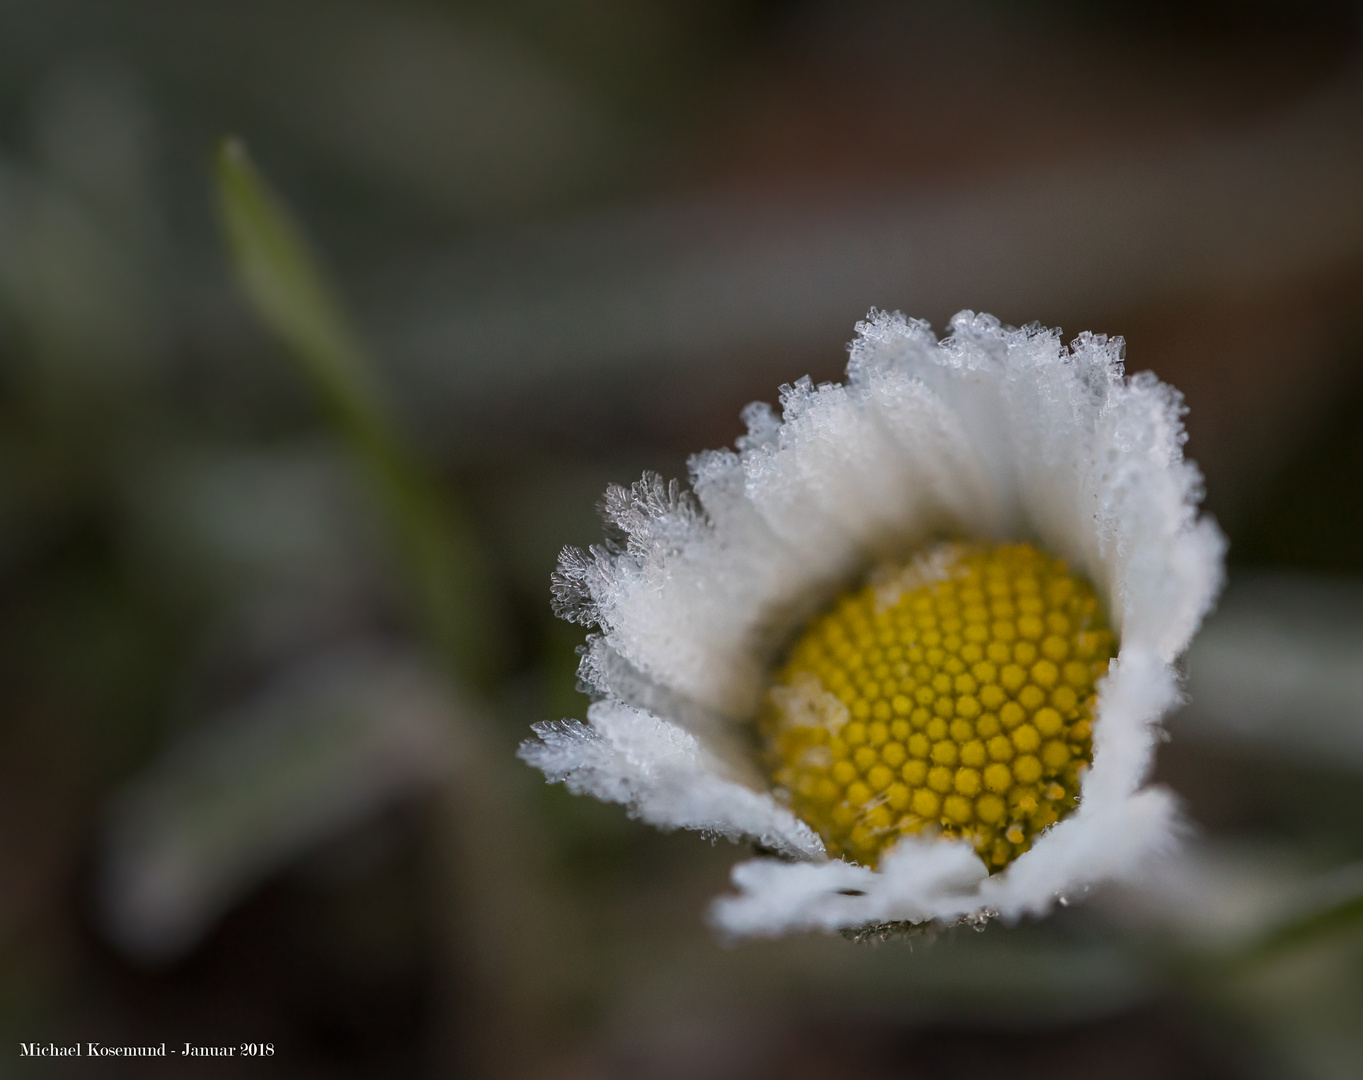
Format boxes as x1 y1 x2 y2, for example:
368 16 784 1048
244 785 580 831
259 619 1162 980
519 310 1224 938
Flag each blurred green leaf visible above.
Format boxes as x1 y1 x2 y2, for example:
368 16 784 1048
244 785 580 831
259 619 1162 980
1233 882 1363 973
215 138 504 687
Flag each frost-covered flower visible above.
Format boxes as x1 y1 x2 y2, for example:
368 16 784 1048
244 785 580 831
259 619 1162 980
519 310 1224 937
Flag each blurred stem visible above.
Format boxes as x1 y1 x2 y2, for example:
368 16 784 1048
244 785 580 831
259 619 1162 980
214 138 503 688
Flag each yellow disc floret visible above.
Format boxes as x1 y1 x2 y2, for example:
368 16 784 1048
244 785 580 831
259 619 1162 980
761 542 1114 870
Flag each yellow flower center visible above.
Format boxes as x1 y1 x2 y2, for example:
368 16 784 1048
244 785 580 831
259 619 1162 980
761 542 1114 870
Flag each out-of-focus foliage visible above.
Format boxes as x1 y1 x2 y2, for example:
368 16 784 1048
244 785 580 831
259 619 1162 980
216 138 504 686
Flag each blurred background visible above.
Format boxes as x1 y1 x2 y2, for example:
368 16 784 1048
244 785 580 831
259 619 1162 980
2 0 1362 1076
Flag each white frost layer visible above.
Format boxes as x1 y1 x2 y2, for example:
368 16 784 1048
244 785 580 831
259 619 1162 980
520 700 824 859
524 310 1224 935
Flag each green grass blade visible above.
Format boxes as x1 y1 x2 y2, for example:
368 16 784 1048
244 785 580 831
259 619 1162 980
215 138 504 687
216 138 383 445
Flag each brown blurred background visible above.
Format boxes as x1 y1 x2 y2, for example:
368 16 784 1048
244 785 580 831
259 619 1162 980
2 1 1363 1077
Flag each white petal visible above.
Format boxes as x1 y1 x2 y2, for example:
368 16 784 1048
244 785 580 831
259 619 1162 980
979 787 1183 918
517 700 824 859
710 838 988 937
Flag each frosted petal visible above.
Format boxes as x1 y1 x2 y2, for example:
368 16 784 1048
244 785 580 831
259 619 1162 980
517 701 823 859
710 837 988 937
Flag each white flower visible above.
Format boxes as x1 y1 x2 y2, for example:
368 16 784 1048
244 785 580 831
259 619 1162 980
519 310 1225 937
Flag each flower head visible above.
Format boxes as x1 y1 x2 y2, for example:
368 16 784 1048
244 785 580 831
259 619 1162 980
520 310 1224 937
